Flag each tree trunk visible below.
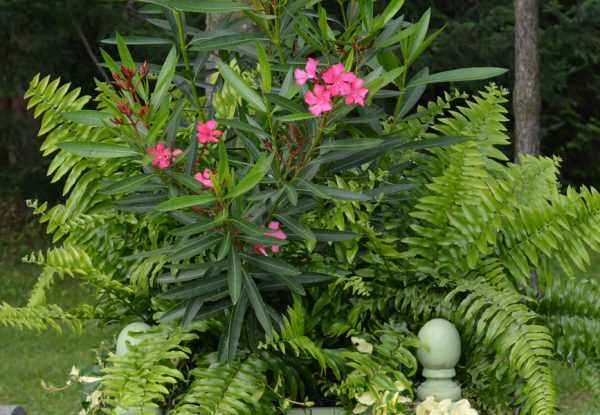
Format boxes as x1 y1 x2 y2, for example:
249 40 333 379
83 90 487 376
513 0 541 160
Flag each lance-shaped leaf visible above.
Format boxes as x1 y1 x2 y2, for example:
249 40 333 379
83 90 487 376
181 297 204 328
189 33 267 51
156 194 216 211
312 229 360 241
169 216 223 236
256 41 271 93
274 214 315 241
161 0 251 13
406 67 508 88
228 244 242 304
216 59 268 112
227 153 274 198
151 46 178 111
167 234 221 261
231 218 264 236
101 175 152 195
319 186 372 201
241 253 301 276
243 270 272 335
57 142 139 158
218 291 249 362
101 36 172 45
159 273 228 300
62 110 112 126
237 234 289 247
217 118 267 137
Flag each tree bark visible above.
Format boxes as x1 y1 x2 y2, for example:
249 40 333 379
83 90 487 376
514 0 541 160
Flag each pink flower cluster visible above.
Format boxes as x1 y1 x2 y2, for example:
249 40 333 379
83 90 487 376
255 220 287 256
147 142 182 170
194 168 213 189
295 58 369 115
196 120 221 144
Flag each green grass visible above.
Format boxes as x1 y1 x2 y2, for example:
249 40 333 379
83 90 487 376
0 261 117 415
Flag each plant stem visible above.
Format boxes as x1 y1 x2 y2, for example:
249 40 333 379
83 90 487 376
175 10 201 112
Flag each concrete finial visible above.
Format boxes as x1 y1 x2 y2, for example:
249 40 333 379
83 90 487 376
416 318 462 401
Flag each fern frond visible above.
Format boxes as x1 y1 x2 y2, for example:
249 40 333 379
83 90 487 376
174 352 269 415
0 302 80 332
450 279 557 415
260 296 342 378
102 322 203 413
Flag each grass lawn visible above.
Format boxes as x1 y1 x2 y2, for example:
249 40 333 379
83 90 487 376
0 261 117 415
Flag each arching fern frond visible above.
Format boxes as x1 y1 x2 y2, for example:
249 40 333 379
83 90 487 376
0 302 80 332
174 352 270 415
102 322 203 413
449 279 557 415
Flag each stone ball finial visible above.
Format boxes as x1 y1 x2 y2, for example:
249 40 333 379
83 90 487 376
416 318 462 401
116 322 151 356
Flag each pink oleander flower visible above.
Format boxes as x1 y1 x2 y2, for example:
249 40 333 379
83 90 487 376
193 168 214 189
255 220 287 255
321 63 356 96
294 57 319 85
196 120 222 144
147 142 182 170
304 84 332 116
344 78 369 106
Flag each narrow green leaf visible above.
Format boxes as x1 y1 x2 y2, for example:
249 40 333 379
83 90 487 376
241 253 301 276
115 32 135 69
101 175 152 195
406 67 508 88
274 214 315 241
218 292 248 362
243 270 273 335
231 218 264 236
169 217 222 236
284 184 298 206
155 194 216 211
228 153 273 198
228 245 242 304
101 36 172 45
237 234 288 246
62 110 112 126
57 141 139 158
319 186 372 201
217 231 232 261
320 138 383 151
277 112 315 122
189 33 267 51
217 118 267 137
216 60 268 112
312 229 360 241
365 66 406 97
164 0 251 13
256 41 271 93
181 297 204 328
151 46 178 111
167 235 221 261
264 93 304 114
295 178 331 199
159 273 228 300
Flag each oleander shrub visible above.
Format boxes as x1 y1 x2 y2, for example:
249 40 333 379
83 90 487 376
2 1 599 414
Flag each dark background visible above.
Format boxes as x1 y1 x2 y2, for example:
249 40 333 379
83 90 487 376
1 0 599 204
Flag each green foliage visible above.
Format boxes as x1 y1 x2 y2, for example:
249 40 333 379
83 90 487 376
7 1 600 414
102 323 202 414
174 352 270 415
